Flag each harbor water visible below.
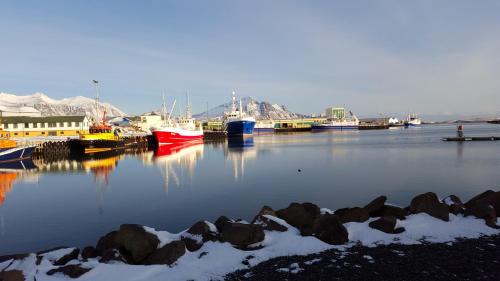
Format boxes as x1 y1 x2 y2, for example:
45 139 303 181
1 124 500 254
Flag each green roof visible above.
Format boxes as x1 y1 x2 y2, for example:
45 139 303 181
0 116 87 124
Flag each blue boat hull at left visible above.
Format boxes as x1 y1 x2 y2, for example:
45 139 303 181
0 146 36 163
226 120 256 136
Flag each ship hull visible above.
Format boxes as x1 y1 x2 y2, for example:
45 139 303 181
153 128 204 145
254 127 275 134
311 125 359 130
0 146 35 163
226 120 256 136
69 139 126 155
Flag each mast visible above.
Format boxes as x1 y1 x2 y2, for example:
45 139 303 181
93 80 100 124
231 91 237 112
162 93 167 126
239 99 243 118
185 91 192 119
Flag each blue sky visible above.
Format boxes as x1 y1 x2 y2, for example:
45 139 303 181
1 0 499 116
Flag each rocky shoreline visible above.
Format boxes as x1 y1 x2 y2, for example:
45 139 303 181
1 190 499 281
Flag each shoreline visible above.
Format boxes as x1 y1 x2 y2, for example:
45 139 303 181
1 190 499 280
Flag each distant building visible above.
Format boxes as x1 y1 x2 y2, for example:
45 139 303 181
0 116 89 138
133 114 163 132
325 107 346 119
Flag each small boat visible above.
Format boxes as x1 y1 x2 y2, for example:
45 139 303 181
70 117 125 154
0 130 36 163
223 91 256 137
254 120 275 134
487 119 500 124
152 95 204 145
311 109 359 130
404 113 422 128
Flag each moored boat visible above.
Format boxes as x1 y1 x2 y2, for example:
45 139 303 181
254 120 275 134
152 95 204 145
311 108 359 130
223 92 256 137
404 113 422 128
0 129 36 163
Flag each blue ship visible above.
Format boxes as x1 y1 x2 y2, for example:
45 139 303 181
223 91 256 137
0 146 36 163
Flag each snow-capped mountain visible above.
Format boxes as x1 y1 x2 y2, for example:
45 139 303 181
194 97 302 120
0 92 126 119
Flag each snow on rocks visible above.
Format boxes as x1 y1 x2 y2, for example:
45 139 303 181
1 190 499 281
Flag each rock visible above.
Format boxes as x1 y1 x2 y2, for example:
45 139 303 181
312 214 348 245
215 216 233 232
393 227 406 234
0 270 25 281
369 216 397 234
95 231 119 254
364 195 387 216
465 190 500 217
46 264 91 279
442 195 463 206
252 206 276 222
81 246 98 259
113 224 160 263
181 221 218 252
54 248 80 266
334 207 370 223
276 202 320 236
99 248 127 263
146 240 186 265
464 201 497 228
253 215 288 232
0 254 29 263
449 204 466 215
409 192 449 221
372 205 409 220
220 223 265 249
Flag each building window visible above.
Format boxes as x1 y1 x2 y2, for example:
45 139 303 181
49 122 56 128
58 122 62 127
75 122 80 127
33 123 38 128
41 123 46 128
13 124 18 129
24 123 29 128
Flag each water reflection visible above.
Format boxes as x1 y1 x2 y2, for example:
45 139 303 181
0 160 38 206
152 142 204 194
226 137 257 181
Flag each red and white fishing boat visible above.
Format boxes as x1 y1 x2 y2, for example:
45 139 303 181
152 95 204 145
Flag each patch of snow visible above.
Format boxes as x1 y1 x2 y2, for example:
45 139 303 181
320 208 334 215
204 221 218 233
40 248 76 261
143 226 181 248
363 255 374 263
442 197 455 206
304 258 321 265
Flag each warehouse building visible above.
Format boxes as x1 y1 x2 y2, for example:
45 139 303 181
0 116 90 138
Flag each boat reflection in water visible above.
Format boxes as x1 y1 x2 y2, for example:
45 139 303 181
226 137 257 181
81 153 123 186
153 141 204 193
0 160 38 206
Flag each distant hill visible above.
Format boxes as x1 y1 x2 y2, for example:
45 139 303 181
194 97 302 120
0 92 126 120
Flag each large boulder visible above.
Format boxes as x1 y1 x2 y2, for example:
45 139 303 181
334 207 370 223
276 203 320 236
215 216 233 232
442 195 466 215
220 223 265 249
181 221 218 252
409 192 449 221
252 205 277 220
46 264 91 279
0 270 25 281
96 224 161 264
368 216 404 234
364 195 387 216
145 240 186 265
371 205 409 220
464 201 497 228
465 190 500 217
81 246 98 260
312 214 348 245
253 215 288 232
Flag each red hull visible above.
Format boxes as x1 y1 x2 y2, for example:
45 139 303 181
153 129 203 144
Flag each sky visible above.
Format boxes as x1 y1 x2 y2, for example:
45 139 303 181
0 0 499 117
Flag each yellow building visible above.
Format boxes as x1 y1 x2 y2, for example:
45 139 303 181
0 116 90 138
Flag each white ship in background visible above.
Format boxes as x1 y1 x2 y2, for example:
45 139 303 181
404 113 422 127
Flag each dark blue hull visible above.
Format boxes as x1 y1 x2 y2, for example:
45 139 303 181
226 120 256 136
0 146 35 163
254 127 275 134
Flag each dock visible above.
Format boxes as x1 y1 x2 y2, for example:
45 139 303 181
442 136 500 141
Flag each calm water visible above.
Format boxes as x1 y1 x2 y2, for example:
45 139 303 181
1 124 500 254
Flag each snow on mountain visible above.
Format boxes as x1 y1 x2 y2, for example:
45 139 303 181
194 97 302 120
0 92 126 119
